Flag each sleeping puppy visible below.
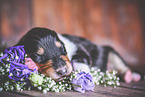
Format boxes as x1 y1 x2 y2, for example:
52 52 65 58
17 27 141 83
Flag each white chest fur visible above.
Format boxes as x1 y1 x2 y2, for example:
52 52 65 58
57 34 91 73
57 34 78 60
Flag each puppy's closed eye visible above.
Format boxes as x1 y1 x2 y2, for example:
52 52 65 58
36 59 53 73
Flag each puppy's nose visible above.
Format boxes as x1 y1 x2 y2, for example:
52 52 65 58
57 68 67 75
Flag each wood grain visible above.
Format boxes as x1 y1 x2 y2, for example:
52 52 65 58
1 82 145 97
0 0 32 46
32 0 145 66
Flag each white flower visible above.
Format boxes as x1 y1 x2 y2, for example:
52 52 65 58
29 73 43 86
20 89 23 91
107 81 112 85
28 87 31 91
109 76 113 79
0 53 3 56
97 69 101 72
0 88 3 91
96 82 100 85
114 86 117 88
34 84 37 87
42 89 47 94
10 86 14 90
101 80 104 83
117 77 120 80
113 70 117 75
9 73 13 76
116 81 120 86
38 86 42 90
104 84 106 87
91 68 95 71
15 56 19 60
6 58 9 61
99 76 102 79
46 88 50 91
55 89 59 93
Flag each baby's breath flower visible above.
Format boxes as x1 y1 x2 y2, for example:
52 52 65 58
38 86 42 90
104 84 106 87
90 67 120 88
29 73 43 86
101 80 104 83
0 88 3 91
117 77 120 80
6 58 10 61
20 89 23 91
46 88 50 91
15 56 19 60
59 82 62 84
42 89 47 94
55 88 58 92
10 86 14 91
107 81 112 85
0 47 120 93
97 69 101 72
114 86 117 88
0 52 3 56
96 82 100 85
116 81 120 86
28 86 31 91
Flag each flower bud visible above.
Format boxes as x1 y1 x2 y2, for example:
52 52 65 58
29 73 43 86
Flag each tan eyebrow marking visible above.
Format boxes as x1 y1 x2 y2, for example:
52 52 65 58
37 47 44 55
55 41 61 47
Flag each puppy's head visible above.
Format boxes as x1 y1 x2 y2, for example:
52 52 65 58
17 27 72 81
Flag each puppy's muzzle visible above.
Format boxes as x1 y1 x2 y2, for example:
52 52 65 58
56 66 67 75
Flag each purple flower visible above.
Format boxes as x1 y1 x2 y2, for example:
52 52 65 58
8 61 37 82
0 46 38 82
4 46 26 63
0 46 26 63
71 72 95 93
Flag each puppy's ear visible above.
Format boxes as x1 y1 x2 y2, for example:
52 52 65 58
37 47 44 55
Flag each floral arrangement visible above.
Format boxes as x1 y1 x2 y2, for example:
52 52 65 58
0 46 120 93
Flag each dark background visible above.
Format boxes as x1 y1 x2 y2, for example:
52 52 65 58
0 0 145 74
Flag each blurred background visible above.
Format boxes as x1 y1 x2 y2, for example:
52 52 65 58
0 0 145 74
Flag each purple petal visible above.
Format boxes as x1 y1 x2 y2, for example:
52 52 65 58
0 53 8 61
71 71 95 93
10 61 29 69
72 84 85 93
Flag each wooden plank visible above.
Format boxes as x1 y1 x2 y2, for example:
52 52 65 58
94 85 145 97
0 91 32 97
15 86 145 97
1 82 145 97
120 81 145 91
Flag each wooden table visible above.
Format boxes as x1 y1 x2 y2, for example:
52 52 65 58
0 81 145 97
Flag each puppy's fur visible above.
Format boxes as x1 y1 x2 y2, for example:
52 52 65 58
17 27 141 82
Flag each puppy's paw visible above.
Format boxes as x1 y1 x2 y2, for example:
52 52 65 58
132 72 141 82
124 70 133 83
123 70 141 83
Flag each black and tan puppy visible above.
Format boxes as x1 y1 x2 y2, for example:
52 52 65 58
17 27 141 83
